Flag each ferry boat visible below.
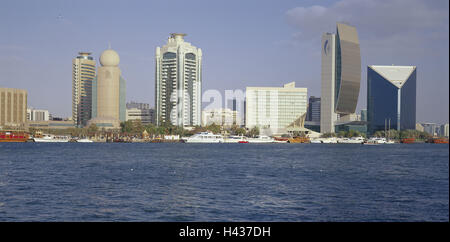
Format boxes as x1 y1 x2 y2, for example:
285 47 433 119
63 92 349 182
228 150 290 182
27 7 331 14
182 132 224 143
337 137 365 144
247 135 275 143
223 135 247 143
274 137 289 143
33 134 70 142
367 137 387 144
0 130 29 142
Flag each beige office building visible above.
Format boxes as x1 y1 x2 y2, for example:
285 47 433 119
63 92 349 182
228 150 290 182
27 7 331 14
0 88 28 128
245 82 308 135
202 108 239 127
72 52 96 127
87 49 122 129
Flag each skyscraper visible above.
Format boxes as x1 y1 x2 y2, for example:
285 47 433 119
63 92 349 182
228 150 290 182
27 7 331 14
367 65 416 134
72 52 96 127
155 33 202 127
320 23 361 133
88 49 126 129
306 96 321 122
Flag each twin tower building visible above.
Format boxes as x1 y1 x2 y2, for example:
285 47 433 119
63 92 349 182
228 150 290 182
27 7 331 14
72 33 202 129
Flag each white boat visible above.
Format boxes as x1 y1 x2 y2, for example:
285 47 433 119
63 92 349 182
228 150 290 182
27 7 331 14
310 138 323 143
182 132 224 143
321 137 338 144
76 138 94 143
247 135 275 143
385 140 395 144
368 137 387 144
337 137 365 144
223 135 247 143
33 134 70 142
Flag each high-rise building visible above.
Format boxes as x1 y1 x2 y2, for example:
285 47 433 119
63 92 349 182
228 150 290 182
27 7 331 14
441 123 449 137
306 96 321 122
245 82 307 135
155 33 202 127
320 23 361 133
88 49 126 129
422 123 439 136
0 88 27 128
367 65 416 134
72 52 96 127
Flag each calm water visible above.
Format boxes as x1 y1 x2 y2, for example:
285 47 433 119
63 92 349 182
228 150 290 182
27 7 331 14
0 143 448 221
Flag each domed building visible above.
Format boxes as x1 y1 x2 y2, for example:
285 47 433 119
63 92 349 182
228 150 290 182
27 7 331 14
88 48 126 129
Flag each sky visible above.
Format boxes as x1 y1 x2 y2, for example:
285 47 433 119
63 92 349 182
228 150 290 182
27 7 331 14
0 0 448 123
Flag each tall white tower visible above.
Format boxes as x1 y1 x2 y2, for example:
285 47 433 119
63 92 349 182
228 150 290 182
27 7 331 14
155 33 202 127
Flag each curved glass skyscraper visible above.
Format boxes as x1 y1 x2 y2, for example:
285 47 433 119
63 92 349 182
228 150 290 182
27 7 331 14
320 23 361 133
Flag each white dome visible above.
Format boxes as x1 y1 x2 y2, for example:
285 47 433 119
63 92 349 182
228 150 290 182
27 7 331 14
100 49 120 66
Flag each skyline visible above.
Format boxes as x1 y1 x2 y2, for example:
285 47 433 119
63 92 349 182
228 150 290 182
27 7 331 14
0 0 448 123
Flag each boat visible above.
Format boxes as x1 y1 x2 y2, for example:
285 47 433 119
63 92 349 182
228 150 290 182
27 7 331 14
247 135 274 143
385 140 396 144
400 138 415 144
238 140 249 143
76 138 94 143
223 135 247 143
321 137 338 144
33 134 70 142
182 132 224 143
274 137 289 143
287 136 310 143
0 130 29 142
427 137 449 144
337 136 365 144
363 139 380 145
309 138 322 143
368 137 387 144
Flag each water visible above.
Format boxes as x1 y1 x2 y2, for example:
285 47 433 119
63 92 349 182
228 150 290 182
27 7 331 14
0 143 448 221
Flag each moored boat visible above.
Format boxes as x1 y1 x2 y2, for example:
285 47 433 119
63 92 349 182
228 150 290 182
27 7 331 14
247 135 274 143
0 130 29 142
287 136 310 143
182 132 224 143
400 138 415 144
427 137 449 144
33 134 70 142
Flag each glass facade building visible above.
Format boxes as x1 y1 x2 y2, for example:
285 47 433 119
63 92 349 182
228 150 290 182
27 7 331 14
321 23 361 133
367 65 416 134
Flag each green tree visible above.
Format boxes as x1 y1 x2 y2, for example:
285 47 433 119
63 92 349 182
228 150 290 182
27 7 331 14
248 127 260 137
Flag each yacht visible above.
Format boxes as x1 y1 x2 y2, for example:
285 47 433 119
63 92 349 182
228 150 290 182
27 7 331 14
337 136 365 144
368 137 387 144
247 135 275 143
182 132 224 143
223 135 247 143
33 134 70 142
310 138 323 144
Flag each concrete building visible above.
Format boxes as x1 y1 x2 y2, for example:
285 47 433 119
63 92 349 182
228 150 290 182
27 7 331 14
202 108 239 127
415 123 424 132
72 52 96 127
27 120 75 130
27 108 50 121
306 96 321 123
126 101 154 125
422 123 439 136
245 82 307 135
0 88 27 128
367 65 416 134
88 49 126 129
155 33 202 127
320 23 361 134
441 123 449 137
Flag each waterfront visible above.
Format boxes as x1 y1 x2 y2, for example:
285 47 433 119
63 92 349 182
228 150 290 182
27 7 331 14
0 143 448 221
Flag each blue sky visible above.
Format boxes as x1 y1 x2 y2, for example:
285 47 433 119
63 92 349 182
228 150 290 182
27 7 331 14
0 0 448 123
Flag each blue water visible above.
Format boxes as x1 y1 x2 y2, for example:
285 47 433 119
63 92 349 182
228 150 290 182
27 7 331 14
0 143 448 221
